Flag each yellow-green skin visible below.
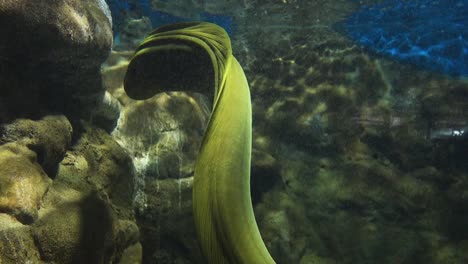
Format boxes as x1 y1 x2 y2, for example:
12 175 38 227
124 22 275 264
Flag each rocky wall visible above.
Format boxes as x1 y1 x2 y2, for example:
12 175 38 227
0 1 141 263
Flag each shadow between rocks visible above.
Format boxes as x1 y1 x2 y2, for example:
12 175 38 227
33 192 115 264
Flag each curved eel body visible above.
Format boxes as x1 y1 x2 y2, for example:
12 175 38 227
124 22 275 264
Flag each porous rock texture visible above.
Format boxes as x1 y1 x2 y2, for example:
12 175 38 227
0 116 72 224
103 51 209 262
0 0 141 263
0 115 73 175
0 123 142 263
0 0 113 120
0 143 51 225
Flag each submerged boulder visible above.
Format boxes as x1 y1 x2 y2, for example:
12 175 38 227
0 214 42 264
0 0 112 69
112 92 209 180
0 0 113 119
27 125 140 263
0 143 52 224
60 126 137 211
32 193 122 264
0 0 140 263
102 52 210 262
0 115 73 175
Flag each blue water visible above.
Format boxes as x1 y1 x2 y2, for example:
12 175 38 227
107 0 467 77
107 0 130 31
340 0 468 76
106 0 235 37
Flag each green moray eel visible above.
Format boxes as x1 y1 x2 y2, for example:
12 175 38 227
124 22 275 264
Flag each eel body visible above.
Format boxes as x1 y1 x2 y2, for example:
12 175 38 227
124 22 275 264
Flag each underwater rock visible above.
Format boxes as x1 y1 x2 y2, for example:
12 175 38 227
251 148 281 204
138 177 204 263
114 17 153 51
98 0 113 26
0 143 52 224
0 0 113 120
0 0 112 68
248 46 466 260
119 242 143 264
112 92 209 180
101 50 135 104
249 39 390 153
114 219 141 253
90 91 123 132
33 193 117 263
299 252 337 264
0 214 42 263
58 126 136 211
31 196 140 264
0 115 73 175
21 125 141 263
110 91 209 231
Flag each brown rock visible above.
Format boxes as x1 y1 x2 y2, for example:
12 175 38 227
120 243 143 264
0 214 42 264
58 126 136 213
0 0 113 119
33 193 116 263
0 0 112 70
0 143 51 224
0 115 73 175
112 92 209 180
